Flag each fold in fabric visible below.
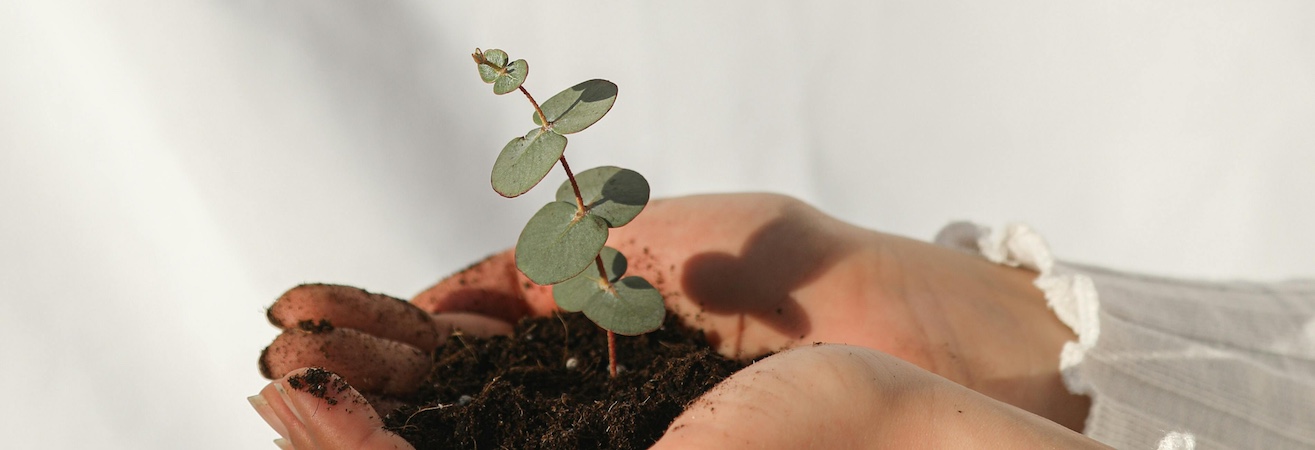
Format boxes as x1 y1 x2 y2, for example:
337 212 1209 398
935 222 1315 449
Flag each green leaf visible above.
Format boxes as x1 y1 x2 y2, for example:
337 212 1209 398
474 49 527 95
595 246 628 281
478 64 499 83
493 59 528 95
556 166 649 227
554 274 664 335
515 201 609 285
532 79 618 134
584 276 665 336
483 49 509 67
476 49 508 83
552 246 627 311
491 128 567 198
551 272 602 312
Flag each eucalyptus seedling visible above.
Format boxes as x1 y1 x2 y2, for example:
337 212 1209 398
472 48 664 377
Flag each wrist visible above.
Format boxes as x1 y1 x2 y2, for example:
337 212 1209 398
873 232 1090 431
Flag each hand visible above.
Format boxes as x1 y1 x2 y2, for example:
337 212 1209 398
250 346 1106 449
653 344 1108 449
251 193 1094 448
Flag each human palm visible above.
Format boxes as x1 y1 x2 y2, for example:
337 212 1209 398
252 194 1097 449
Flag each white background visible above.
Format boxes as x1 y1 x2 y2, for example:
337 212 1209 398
2 1 1312 448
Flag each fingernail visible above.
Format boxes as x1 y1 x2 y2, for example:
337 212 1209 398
248 394 289 438
273 437 293 449
273 383 307 423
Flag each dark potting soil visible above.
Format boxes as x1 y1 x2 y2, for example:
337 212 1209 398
375 312 748 449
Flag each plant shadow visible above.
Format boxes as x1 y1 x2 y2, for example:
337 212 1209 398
679 207 855 357
550 79 617 121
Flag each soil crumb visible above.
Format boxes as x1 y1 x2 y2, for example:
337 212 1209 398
287 367 349 406
296 319 335 333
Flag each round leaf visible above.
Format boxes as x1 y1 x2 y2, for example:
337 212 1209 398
515 201 608 285
552 246 627 310
556 166 649 227
491 128 567 198
551 271 603 312
478 64 499 83
476 49 508 83
483 49 509 67
532 79 618 134
605 247 626 279
581 276 665 336
493 59 528 95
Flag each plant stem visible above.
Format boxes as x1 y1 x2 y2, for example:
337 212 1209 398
557 155 588 215
518 85 549 130
564 157 619 377
607 330 618 378
557 155 607 283
594 255 609 283
521 83 620 378
520 84 587 214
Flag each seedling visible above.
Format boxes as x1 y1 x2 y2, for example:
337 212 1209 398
472 48 664 377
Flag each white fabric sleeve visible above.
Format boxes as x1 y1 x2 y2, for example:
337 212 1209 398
935 222 1315 449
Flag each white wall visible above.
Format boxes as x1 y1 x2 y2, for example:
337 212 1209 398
2 1 1312 448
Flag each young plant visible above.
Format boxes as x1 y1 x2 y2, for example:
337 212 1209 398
471 48 664 377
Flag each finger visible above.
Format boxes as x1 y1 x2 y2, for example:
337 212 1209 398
411 251 557 321
430 311 514 338
260 326 429 396
653 345 1107 449
260 381 320 449
262 368 415 450
653 345 907 449
269 284 441 353
248 392 291 440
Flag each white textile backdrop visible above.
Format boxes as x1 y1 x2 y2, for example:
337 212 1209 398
2 1 1312 448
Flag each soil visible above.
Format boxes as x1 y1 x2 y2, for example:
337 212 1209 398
371 312 749 449
287 367 352 406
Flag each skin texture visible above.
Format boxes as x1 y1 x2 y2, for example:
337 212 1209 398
267 284 443 353
252 368 412 450
253 193 1102 449
653 345 1107 449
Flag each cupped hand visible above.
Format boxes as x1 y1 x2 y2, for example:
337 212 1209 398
252 193 1092 448
652 344 1109 449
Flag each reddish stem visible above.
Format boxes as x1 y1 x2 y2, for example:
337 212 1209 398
558 155 588 215
594 255 610 281
519 85 549 130
522 84 620 377
607 330 618 378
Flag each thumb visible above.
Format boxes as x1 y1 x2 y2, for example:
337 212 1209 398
411 250 558 321
254 368 414 450
652 345 915 449
652 345 1106 449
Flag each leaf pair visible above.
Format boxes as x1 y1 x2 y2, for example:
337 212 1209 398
517 168 660 336
490 79 619 198
515 166 649 285
552 247 664 336
474 48 528 95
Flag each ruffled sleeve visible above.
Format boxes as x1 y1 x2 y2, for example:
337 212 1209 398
935 221 1315 449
